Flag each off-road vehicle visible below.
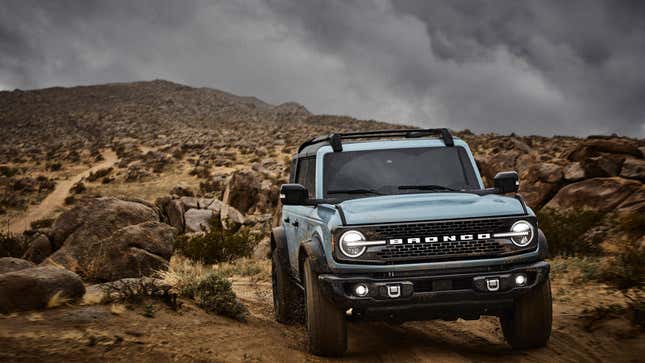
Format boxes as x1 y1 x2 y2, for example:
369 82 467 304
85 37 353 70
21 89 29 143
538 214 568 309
271 129 551 356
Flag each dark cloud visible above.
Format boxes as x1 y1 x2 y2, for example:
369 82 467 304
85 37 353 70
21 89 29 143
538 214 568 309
0 0 643 137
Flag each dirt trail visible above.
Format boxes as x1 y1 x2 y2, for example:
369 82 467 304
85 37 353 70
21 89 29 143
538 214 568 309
8 149 118 234
1 279 642 362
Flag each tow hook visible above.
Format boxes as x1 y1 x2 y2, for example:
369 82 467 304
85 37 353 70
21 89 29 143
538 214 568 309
486 278 500 291
386 284 401 298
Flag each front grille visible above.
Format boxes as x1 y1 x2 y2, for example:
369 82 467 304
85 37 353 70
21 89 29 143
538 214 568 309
366 217 516 263
376 238 504 261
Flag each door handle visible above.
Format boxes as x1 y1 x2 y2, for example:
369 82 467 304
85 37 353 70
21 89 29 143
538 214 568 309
291 221 299 227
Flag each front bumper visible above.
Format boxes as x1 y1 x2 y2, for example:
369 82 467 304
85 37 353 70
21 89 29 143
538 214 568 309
318 260 549 322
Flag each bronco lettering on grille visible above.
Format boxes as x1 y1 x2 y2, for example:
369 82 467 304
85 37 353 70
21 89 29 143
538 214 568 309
389 233 491 245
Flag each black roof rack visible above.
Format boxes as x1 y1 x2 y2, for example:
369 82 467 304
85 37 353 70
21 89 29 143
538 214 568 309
297 128 454 153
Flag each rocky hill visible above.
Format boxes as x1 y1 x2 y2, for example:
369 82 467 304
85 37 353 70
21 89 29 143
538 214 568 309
0 80 643 361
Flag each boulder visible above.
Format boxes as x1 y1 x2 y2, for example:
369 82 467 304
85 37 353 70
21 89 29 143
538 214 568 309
476 150 520 185
579 155 625 177
617 184 645 214
206 199 225 215
22 233 53 264
184 208 214 233
536 163 563 184
222 169 263 214
252 237 271 260
157 197 185 233
0 266 85 313
179 196 199 210
46 221 176 282
50 197 159 249
567 138 642 161
221 204 246 233
563 162 585 181
0 257 35 274
544 177 642 213
620 158 645 181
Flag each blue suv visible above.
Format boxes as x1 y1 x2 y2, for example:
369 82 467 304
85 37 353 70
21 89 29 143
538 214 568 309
271 129 551 356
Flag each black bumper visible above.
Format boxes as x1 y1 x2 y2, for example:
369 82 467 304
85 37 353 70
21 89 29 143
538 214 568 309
318 260 549 322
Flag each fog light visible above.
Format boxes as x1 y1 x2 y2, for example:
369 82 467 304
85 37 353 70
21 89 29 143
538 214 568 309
354 283 369 297
515 274 527 286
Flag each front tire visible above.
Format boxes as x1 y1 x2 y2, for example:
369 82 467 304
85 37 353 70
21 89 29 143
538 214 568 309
304 257 347 356
500 279 552 349
272 249 302 324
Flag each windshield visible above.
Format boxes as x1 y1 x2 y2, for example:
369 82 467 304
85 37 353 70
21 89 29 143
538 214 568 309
323 146 480 198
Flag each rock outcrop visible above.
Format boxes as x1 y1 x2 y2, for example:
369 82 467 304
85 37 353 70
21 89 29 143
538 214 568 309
0 266 85 313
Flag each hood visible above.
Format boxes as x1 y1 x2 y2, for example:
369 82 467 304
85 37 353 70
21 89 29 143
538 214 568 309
338 193 526 225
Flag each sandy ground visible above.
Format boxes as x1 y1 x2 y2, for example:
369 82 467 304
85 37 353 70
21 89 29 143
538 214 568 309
0 278 642 363
8 150 118 234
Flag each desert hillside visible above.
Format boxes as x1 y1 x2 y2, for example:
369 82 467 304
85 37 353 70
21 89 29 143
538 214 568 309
0 80 643 362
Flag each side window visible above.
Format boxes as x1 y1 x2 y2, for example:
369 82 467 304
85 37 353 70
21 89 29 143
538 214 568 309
296 157 316 197
289 158 297 183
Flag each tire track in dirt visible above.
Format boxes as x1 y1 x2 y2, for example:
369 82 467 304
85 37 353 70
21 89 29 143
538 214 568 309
8 149 118 234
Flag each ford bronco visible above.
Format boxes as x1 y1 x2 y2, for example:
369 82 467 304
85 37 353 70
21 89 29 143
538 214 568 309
271 129 551 356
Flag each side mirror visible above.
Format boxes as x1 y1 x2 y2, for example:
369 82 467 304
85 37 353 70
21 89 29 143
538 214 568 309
280 184 309 205
494 171 519 193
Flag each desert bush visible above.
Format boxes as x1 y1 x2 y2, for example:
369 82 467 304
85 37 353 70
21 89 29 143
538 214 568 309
30 217 54 229
47 162 62 171
599 239 644 292
0 232 27 257
159 256 247 321
70 181 86 194
181 272 247 321
174 218 257 264
550 256 601 283
99 277 175 306
537 209 605 256
87 167 113 182
0 165 19 177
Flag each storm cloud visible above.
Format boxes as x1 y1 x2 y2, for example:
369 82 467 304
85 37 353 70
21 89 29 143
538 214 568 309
1 0 644 137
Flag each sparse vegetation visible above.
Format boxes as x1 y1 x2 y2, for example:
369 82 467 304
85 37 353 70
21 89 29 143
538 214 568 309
87 167 113 182
0 231 26 257
174 218 258 264
159 256 247 321
30 217 54 229
537 209 605 256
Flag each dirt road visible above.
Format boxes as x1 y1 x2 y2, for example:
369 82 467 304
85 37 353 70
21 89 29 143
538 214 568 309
0 279 642 362
8 150 118 234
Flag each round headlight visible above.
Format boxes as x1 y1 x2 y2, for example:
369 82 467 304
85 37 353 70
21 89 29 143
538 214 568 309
510 220 534 247
339 230 366 258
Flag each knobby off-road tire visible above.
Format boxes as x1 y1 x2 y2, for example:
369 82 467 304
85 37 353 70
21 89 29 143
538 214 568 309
272 249 303 324
501 279 553 349
304 257 347 356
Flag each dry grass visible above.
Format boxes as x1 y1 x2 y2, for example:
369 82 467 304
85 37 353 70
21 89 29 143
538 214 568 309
110 304 126 315
46 291 71 309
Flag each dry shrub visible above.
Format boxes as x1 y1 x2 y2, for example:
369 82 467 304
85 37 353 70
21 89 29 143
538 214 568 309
159 256 247 321
174 218 257 264
0 232 27 257
537 209 605 256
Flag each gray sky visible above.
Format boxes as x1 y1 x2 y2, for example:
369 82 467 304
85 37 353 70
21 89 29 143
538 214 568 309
1 0 644 137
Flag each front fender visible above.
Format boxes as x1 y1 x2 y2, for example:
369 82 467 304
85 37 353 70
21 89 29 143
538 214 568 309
537 228 549 259
300 234 332 276
271 226 289 265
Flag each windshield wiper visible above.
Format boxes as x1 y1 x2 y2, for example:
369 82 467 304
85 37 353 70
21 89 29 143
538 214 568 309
327 188 384 195
398 184 461 192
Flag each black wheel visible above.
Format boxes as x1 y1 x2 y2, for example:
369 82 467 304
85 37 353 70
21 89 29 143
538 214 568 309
272 249 303 324
501 279 552 349
303 256 347 356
